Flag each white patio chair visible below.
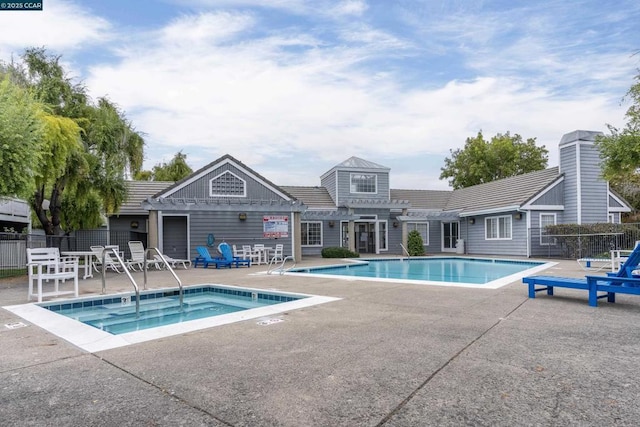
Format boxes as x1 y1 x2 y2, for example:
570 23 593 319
242 245 260 264
90 245 122 273
270 244 284 263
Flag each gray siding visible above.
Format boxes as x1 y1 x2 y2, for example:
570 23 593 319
321 172 337 204
579 145 608 223
609 195 623 208
335 170 390 205
531 182 564 206
161 210 293 261
170 164 288 201
560 144 578 223
465 213 528 256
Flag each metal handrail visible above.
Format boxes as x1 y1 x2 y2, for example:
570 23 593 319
100 247 140 318
399 243 411 259
267 255 296 275
144 248 183 309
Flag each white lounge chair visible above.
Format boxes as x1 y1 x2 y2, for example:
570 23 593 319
90 245 122 273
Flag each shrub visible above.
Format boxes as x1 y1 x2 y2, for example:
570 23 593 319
321 247 360 258
407 230 425 256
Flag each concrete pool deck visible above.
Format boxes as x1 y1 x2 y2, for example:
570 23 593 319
1 256 640 426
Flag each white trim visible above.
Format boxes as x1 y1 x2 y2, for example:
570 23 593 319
576 143 582 224
522 205 564 211
209 170 246 198
539 212 557 246
407 221 430 247
608 187 632 213
159 213 190 255
460 205 520 217
349 173 378 194
485 215 512 240
158 157 292 201
301 221 323 247
520 175 564 209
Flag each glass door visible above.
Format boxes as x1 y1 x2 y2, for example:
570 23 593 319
442 221 460 252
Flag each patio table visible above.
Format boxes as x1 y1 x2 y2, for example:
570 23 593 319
61 251 96 279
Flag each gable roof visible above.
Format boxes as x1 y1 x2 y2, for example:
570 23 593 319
154 154 295 201
443 167 562 216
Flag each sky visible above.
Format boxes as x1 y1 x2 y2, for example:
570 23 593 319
1 0 639 191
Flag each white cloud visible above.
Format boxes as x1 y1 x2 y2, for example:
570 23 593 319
0 0 111 58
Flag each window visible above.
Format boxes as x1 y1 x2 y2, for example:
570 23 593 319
350 174 377 193
301 222 322 246
485 215 512 240
210 171 246 197
378 221 388 251
407 222 429 246
539 213 556 245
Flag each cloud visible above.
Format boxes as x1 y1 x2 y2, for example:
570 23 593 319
0 0 112 58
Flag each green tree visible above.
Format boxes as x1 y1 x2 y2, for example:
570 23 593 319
4 47 145 234
136 151 193 181
596 72 640 214
440 131 548 189
0 75 44 197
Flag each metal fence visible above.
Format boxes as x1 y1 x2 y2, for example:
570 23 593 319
530 223 640 259
0 230 148 278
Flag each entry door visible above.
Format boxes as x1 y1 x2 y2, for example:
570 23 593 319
355 223 376 253
442 221 460 252
162 216 189 258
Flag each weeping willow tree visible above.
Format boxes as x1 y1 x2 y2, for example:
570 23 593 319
0 75 44 197
4 47 145 235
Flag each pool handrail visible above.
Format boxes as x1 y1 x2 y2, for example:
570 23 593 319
144 248 183 309
267 255 296 275
100 247 140 318
400 243 411 259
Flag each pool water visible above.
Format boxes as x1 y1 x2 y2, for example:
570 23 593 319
290 257 552 289
40 285 304 335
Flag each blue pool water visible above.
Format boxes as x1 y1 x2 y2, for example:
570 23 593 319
39 285 306 335
290 257 548 287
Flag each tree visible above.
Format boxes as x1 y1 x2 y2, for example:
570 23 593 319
0 75 44 197
596 72 640 214
440 131 548 189
407 230 425 256
3 47 145 235
135 151 193 181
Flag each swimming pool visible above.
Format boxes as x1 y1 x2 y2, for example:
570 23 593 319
288 257 555 289
5 284 340 352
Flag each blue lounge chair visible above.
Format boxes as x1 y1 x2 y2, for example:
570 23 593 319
218 242 251 268
194 246 232 269
523 243 640 307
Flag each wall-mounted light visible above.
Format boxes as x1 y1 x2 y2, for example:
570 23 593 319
393 221 399 228
328 221 335 227
238 212 247 221
469 218 475 225
130 220 139 229
514 213 522 220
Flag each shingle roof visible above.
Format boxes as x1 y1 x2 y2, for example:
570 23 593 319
443 167 561 215
335 156 389 170
117 181 174 215
280 186 335 208
390 189 451 210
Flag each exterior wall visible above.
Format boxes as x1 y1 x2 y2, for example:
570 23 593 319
560 145 578 223
320 172 337 205
335 170 390 205
162 215 189 259
464 213 528 256
531 182 564 206
579 145 608 223
185 210 293 261
560 139 608 224
170 163 287 201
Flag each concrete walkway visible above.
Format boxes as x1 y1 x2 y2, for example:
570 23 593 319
1 258 639 426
